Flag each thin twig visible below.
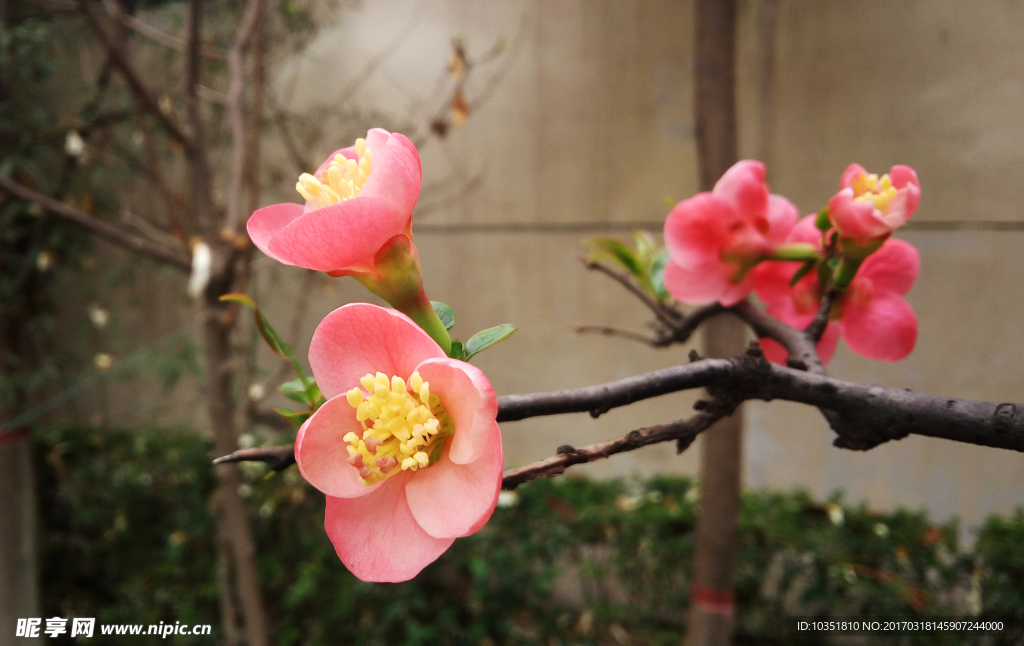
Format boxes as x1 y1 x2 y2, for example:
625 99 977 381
729 299 824 374
0 177 191 271
77 0 192 148
102 1 227 60
573 324 663 347
804 289 838 344
500 409 727 489
224 0 264 231
582 258 681 328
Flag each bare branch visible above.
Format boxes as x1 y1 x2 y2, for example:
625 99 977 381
213 445 295 471
103 2 227 60
582 258 681 328
0 177 191 271
729 299 824 374
573 324 663 347
224 0 265 231
500 409 727 489
77 0 192 149
804 289 838 343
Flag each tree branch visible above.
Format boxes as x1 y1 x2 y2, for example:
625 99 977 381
224 0 264 232
102 1 227 61
0 177 191 271
804 289 838 343
77 0 192 149
582 258 681 328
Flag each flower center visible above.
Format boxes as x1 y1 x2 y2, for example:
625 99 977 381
851 172 897 214
295 137 375 209
342 370 453 486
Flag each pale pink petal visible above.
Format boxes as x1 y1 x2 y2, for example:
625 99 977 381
713 160 768 217
787 214 824 246
309 304 445 400
765 194 799 245
664 257 750 306
828 188 890 241
889 165 919 191
266 195 408 274
295 396 382 499
247 203 304 263
754 260 804 306
359 132 421 219
414 358 498 464
664 193 739 266
884 183 919 228
405 425 503 539
840 163 868 190
364 128 392 155
858 238 920 295
839 292 918 361
325 474 454 582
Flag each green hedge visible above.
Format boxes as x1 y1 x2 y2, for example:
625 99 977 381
33 425 1024 645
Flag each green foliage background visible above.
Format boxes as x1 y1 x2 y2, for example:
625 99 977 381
33 425 1024 646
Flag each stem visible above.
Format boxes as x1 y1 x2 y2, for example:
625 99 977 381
405 300 454 355
766 242 820 262
831 256 861 291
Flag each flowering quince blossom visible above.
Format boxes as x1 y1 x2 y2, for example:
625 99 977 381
663 160 800 306
828 163 920 247
754 215 920 363
247 128 420 276
295 303 503 582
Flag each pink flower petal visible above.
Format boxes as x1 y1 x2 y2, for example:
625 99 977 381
309 304 445 400
839 292 918 361
664 257 754 306
358 132 422 219
266 195 409 274
405 424 503 539
890 165 919 191
765 194 799 245
414 357 498 465
788 214 824 246
840 163 868 190
325 474 454 582
713 160 768 217
758 337 789 365
664 193 740 266
247 203 304 263
858 238 920 296
828 188 890 241
295 396 382 499
754 260 804 307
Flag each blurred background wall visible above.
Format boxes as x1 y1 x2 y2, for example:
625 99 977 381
36 0 1024 538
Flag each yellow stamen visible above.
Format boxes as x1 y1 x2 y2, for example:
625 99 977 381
295 137 376 209
343 369 453 485
851 171 898 214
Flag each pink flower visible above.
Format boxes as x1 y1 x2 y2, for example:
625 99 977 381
247 128 421 275
828 163 920 244
295 303 503 582
663 160 798 306
754 215 920 363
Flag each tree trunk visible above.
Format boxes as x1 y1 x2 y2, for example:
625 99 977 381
0 429 41 646
201 251 270 646
686 1 742 644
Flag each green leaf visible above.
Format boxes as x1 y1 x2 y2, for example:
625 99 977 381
585 238 644 277
650 249 670 301
221 294 306 381
278 376 322 408
634 230 656 266
448 340 465 361
273 407 312 429
789 259 818 287
465 324 517 360
431 301 456 331
816 207 831 232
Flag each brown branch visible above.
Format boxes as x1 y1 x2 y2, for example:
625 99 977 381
224 0 264 231
77 0 192 149
804 289 838 343
103 1 227 61
729 299 824 374
213 445 295 471
573 324 662 347
582 257 681 328
0 177 190 271
182 0 215 235
500 409 727 489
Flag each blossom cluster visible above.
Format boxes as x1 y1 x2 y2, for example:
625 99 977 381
663 160 921 363
246 126 922 583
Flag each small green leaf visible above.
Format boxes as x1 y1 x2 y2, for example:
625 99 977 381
448 340 465 361
221 294 306 381
650 249 670 301
789 259 818 287
431 301 456 331
273 407 312 429
816 207 831 232
465 324 517 360
586 238 644 277
634 230 656 265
